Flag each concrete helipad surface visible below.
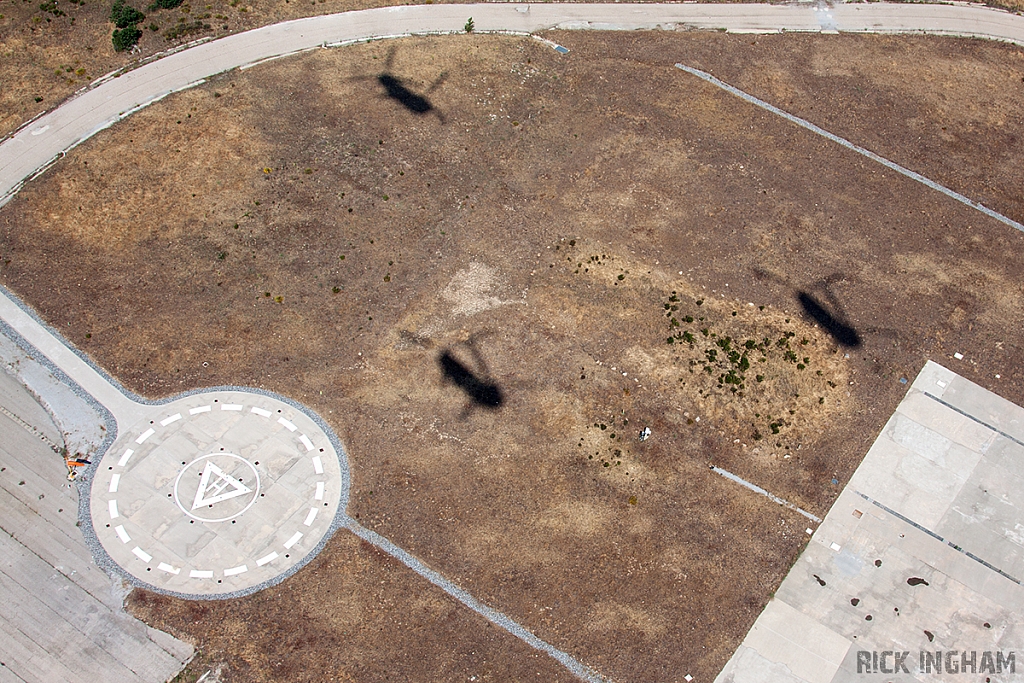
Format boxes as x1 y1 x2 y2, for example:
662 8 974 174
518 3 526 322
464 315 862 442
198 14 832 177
715 360 1023 683
88 389 348 598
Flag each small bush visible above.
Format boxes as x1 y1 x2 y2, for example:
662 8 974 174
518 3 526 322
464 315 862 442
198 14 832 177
163 19 210 40
148 0 182 8
110 0 145 27
40 1 66 16
112 25 142 50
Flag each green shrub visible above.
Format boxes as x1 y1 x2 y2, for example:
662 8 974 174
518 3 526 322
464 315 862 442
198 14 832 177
110 0 145 27
148 0 183 10
112 24 142 50
163 19 210 40
39 1 66 16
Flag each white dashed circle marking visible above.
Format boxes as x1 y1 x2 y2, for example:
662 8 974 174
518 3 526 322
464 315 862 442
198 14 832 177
89 390 346 597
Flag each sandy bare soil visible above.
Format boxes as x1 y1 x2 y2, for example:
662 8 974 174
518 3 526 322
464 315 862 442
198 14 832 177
1 30 1023 683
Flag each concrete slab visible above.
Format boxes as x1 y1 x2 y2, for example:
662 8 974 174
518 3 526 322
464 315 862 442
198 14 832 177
0 375 192 683
742 598 851 683
715 361 1024 683
717 645 808 683
0 367 62 447
943 375 1024 443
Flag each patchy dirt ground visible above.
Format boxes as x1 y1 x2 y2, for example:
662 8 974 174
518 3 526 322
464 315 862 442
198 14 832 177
2 30 1024 683
4 0 1024 139
0 0 790 139
0 0 412 137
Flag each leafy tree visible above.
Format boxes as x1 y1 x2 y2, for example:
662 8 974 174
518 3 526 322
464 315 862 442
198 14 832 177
110 0 145 28
112 24 142 51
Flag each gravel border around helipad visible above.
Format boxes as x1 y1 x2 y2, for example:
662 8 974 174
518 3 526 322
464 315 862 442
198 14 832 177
0 281 351 599
83 386 351 600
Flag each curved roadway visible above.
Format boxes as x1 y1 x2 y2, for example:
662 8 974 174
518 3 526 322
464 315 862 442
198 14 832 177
1 2 1024 208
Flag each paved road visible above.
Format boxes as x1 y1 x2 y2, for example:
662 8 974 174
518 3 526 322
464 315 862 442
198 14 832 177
1 2 1024 209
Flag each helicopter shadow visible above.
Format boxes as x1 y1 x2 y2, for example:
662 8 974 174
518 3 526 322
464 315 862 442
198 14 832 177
437 334 504 417
753 268 864 349
352 47 448 122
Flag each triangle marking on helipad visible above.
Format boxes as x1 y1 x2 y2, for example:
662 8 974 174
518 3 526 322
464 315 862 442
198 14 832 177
192 462 252 509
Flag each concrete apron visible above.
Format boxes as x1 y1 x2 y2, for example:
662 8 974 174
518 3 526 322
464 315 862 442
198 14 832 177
715 360 1024 683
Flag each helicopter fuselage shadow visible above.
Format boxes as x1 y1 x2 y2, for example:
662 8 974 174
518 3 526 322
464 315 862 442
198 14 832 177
439 351 504 409
378 74 434 114
797 291 862 348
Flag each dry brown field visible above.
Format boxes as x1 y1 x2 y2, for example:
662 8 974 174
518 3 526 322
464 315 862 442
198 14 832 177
1 29 1023 683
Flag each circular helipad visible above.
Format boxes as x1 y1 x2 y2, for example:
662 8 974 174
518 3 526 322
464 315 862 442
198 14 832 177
89 389 348 598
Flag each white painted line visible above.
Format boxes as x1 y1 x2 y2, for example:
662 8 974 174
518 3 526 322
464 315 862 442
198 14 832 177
189 405 212 415
675 65 1024 235
108 473 120 493
116 449 134 467
256 552 279 567
157 562 181 575
108 500 119 519
278 417 297 431
315 482 325 500
251 407 272 417
135 428 155 444
132 547 152 563
312 456 323 474
222 404 243 411
299 434 314 451
710 465 822 523
160 413 182 426
303 508 318 526
189 570 214 578
284 531 303 549
115 525 130 543
344 518 606 683
224 564 248 576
